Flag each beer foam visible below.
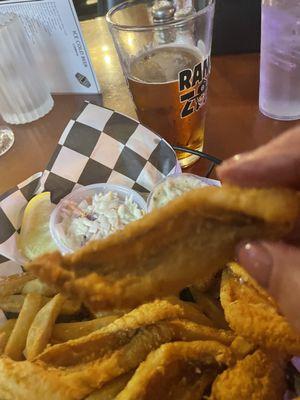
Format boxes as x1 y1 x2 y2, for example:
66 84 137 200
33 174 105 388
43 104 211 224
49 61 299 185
130 44 206 84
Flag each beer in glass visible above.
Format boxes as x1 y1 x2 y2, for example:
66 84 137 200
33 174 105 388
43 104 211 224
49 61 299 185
107 0 215 167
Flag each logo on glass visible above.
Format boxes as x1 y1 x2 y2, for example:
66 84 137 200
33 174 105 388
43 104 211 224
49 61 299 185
179 56 210 118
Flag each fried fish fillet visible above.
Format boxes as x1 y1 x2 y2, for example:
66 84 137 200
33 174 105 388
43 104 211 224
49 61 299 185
0 340 230 400
159 370 216 400
115 340 232 400
34 322 231 398
0 357 80 400
37 318 234 368
0 319 230 399
36 298 216 366
86 372 134 400
160 370 216 400
34 319 234 397
209 350 286 400
220 263 300 355
27 185 299 311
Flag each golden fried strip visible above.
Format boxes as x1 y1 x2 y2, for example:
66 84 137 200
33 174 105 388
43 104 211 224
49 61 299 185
92 308 131 319
0 319 16 354
22 278 58 296
209 350 286 400
0 357 81 400
229 336 256 360
162 297 213 326
86 372 134 400
115 341 232 400
36 299 221 366
165 320 235 345
0 294 80 315
4 293 43 360
189 287 228 329
0 273 34 297
40 319 234 368
25 293 65 360
220 264 300 355
0 320 232 399
56 322 182 396
27 185 299 311
38 320 234 398
166 370 216 400
228 262 276 306
52 315 120 342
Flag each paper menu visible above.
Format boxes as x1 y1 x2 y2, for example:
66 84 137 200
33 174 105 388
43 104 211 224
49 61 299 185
0 0 100 94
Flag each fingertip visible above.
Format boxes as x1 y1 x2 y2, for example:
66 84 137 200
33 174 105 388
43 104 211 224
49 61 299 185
216 155 242 181
236 241 273 289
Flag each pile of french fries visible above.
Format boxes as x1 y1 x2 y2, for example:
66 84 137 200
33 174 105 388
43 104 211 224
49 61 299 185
0 273 228 361
0 273 125 360
0 272 229 363
0 270 295 400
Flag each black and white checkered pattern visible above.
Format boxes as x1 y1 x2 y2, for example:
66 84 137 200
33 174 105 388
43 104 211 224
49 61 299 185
0 102 179 280
41 102 178 203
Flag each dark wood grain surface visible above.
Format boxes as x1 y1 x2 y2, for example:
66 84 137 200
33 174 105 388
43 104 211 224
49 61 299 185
0 17 298 193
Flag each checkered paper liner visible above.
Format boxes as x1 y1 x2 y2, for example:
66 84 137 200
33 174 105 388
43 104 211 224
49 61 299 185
0 102 179 296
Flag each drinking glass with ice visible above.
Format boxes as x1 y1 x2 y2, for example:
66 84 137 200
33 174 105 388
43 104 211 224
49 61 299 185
259 0 300 121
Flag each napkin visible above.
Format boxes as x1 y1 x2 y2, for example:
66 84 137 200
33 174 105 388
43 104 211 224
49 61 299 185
0 101 180 277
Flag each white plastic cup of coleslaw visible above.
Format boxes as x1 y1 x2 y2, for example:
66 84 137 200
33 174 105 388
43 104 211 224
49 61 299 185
49 183 147 254
147 173 221 212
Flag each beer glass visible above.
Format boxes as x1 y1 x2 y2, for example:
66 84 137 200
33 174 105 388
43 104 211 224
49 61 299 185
107 0 215 168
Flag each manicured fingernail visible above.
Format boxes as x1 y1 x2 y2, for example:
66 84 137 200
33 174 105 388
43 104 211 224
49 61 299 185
236 242 273 288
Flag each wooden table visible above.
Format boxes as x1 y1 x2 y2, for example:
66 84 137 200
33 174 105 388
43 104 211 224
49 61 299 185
0 17 298 194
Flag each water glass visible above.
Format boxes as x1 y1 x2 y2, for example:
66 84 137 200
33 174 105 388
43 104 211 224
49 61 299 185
259 0 300 120
0 13 54 125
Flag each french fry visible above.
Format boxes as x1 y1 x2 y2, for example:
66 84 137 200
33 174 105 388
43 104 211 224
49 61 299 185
22 279 58 297
189 287 228 329
0 319 16 354
0 294 81 315
25 293 65 360
0 273 34 297
52 315 120 342
4 293 43 360
86 372 134 400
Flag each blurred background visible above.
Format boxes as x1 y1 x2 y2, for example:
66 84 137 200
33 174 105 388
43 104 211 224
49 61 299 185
73 0 261 54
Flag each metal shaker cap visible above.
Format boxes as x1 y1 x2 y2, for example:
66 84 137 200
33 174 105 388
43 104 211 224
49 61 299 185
152 1 176 23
